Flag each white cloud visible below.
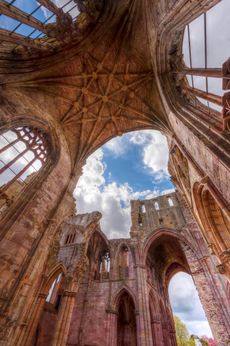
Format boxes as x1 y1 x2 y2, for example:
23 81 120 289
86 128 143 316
169 272 213 338
104 130 169 181
74 138 172 238
104 136 128 157
129 130 169 179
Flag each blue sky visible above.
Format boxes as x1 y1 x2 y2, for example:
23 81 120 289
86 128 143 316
0 0 79 39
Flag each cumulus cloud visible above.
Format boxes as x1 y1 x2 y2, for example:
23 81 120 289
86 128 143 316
74 130 173 239
129 130 169 180
169 272 212 337
105 130 169 180
103 136 128 157
74 147 168 238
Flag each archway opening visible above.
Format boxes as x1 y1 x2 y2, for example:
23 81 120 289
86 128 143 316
117 291 137 346
168 272 213 343
33 271 65 346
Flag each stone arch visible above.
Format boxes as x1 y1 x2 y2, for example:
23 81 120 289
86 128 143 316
143 228 230 345
87 228 111 280
114 242 133 280
42 262 66 296
193 179 230 258
143 227 196 265
19 262 67 346
114 288 138 346
112 286 137 311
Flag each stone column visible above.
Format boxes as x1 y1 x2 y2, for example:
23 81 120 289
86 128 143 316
151 317 164 346
106 310 117 346
18 292 47 346
135 264 153 346
52 288 77 346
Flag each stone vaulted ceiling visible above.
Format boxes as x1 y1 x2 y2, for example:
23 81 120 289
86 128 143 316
0 0 172 166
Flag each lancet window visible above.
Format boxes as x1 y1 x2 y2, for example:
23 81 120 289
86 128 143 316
167 197 174 207
65 232 76 244
46 272 63 310
154 201 160 210
0 126 49 215
119 246 129 279
98 250 110 280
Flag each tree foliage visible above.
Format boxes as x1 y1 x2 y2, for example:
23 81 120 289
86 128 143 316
174 316 195 346
173 316 217 346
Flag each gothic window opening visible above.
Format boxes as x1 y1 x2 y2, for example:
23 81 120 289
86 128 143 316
65 232 76 245
0 126 50 215
141 204 146 213
154 201 160 210
181 0 230 129
118 245 129 279
117 291 137 346
87 231 110 281
168 197 174 207
99 250 110 280
46 272 63 310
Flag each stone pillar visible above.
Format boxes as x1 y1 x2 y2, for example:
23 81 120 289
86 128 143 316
52 287 77 346
106 310 117 346
18 292 47 346
135 264 153 346
151 317 164 346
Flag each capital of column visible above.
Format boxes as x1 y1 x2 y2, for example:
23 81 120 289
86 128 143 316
106 308 118 315
63 290 76 298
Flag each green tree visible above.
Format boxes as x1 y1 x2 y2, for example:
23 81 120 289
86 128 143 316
174 316 195 346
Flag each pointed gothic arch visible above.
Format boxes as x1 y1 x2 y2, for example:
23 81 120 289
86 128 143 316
193 179 230 260
115 289 137 346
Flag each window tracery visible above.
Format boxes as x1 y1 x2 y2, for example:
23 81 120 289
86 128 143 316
0 126 49 215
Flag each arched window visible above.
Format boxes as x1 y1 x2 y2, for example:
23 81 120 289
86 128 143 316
65 232 76 244
118 245 129 279
46 272 64 310
181 0 230 130
154 201 160 210
0 126 49 215
87 231 110 281
141 204 146 213
168 197 174 207
99 250 110 280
